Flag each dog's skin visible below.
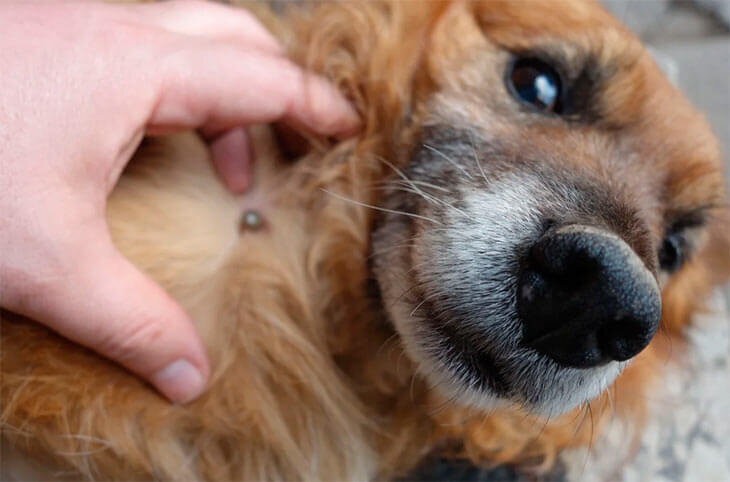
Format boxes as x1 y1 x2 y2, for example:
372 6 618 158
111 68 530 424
2 0 729 480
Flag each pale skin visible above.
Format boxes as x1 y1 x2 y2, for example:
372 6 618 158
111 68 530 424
0 0 360 403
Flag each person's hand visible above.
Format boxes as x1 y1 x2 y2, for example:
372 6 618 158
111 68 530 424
0 0 359 403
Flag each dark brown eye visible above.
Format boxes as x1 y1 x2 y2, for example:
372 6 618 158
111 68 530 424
508 58 562 113
658 233 684 273
659 211 707 273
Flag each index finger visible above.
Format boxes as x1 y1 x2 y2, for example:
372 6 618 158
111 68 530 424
147 41 361 138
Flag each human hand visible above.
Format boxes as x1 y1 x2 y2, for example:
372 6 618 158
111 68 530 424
0 0 359 403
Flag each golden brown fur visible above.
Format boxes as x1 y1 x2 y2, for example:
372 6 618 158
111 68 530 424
2 1 729 480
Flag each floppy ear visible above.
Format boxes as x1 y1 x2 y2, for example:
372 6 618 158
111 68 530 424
661 208 730 335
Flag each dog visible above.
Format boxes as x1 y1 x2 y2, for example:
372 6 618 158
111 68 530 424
2 0 729 480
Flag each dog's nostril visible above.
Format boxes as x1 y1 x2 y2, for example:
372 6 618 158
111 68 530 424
541 218 557 234
598 318 655 362
518 225 661 369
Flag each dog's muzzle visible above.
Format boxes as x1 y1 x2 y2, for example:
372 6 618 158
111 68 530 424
518 224 661 368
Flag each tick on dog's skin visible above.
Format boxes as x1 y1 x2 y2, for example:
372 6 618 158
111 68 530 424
240 210 264 231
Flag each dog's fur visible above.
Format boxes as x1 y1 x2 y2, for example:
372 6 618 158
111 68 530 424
2 1 729 480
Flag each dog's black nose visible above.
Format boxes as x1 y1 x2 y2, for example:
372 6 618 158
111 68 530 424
518 225 661 368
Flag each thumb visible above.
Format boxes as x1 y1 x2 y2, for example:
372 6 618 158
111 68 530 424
13 232 209 404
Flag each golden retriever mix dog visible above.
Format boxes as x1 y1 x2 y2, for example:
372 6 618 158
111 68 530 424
2 0 729 480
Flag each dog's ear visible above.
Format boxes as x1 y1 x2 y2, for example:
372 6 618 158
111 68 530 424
661 207 730 334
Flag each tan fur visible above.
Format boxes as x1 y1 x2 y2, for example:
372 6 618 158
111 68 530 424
2 1 728 480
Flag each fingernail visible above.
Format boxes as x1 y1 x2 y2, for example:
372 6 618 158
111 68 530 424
152 359 205 403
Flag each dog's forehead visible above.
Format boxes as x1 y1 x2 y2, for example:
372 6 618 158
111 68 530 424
474 0 627 38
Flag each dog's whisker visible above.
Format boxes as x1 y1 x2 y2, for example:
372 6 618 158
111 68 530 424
401 260 435 281
376 156 417 185
656 320 675 367
367 241 418 260
385 184 472 220
381 179 453 194
0 422 31 437
427 386 462 416
395 346 411 381
320 188 443 225
55 447 111 457
376 332 402 359
376 157 471 220
533 411 554 442
409 290 442 318
467 131 489 184
581 402 597 477
422 143 474 181
605 384 617 429
409 370 418 404
377 157 452 205
58 433 113 445
394 282 419 305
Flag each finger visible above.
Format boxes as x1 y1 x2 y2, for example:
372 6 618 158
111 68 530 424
208 126 252 194
148 45 360 139
12 233 209 404
138 0 283 55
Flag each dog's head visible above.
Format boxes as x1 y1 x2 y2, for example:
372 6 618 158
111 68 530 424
371 0 728 416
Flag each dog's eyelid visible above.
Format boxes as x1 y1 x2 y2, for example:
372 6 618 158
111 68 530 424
505 44 599 81
506 49 570 81
659 210 709 273
666 208 709 234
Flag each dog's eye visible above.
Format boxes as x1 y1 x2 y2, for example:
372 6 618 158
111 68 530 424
508 58 562 113
659 211 707 273
658 233 684 273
